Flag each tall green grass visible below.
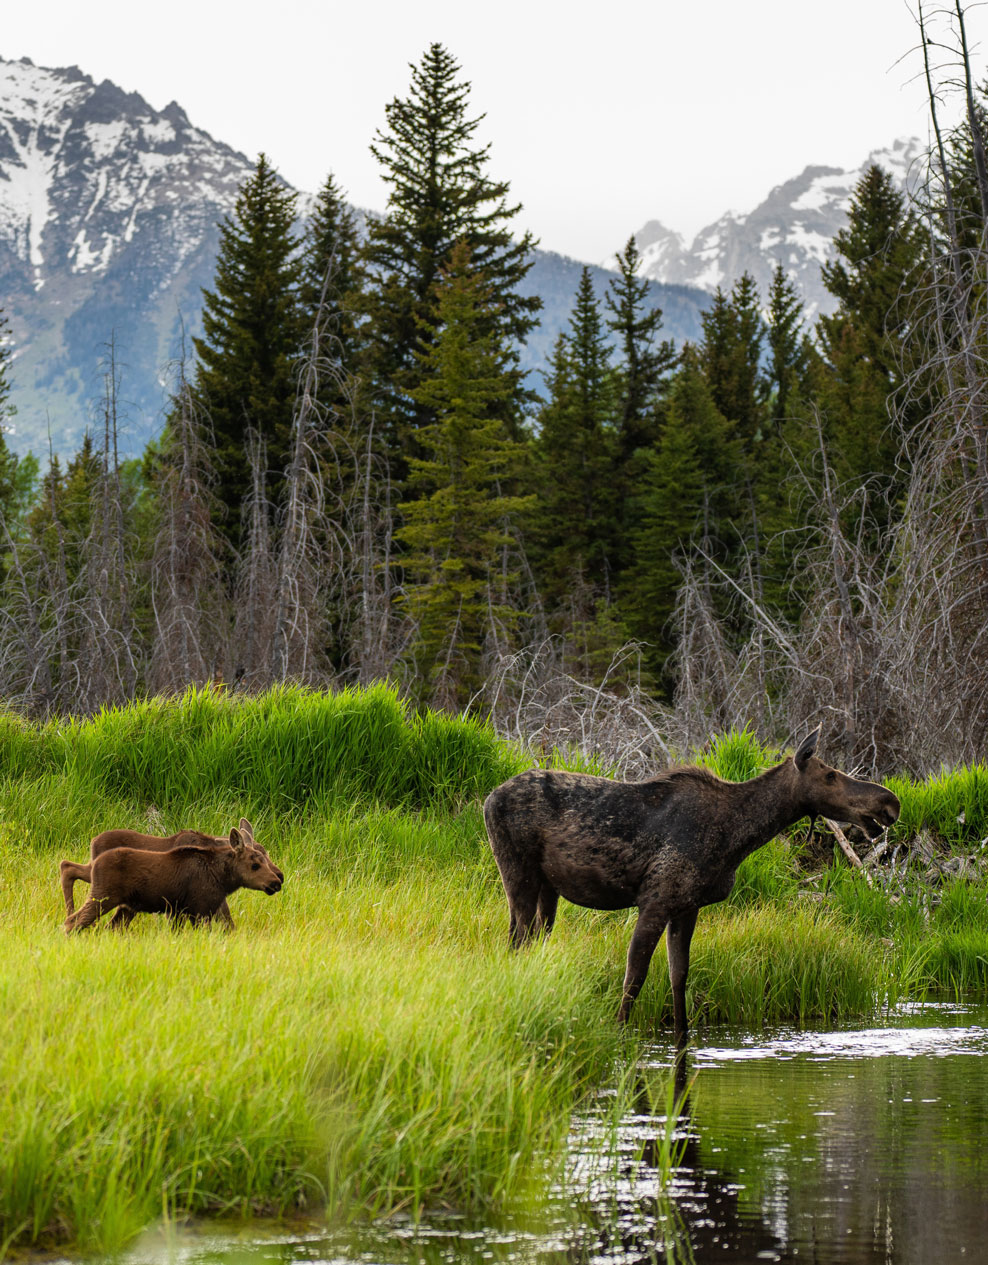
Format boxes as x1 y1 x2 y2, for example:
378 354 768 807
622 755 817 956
3 691 988 1255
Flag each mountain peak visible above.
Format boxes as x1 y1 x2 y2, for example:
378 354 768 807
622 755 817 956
631 136 925 317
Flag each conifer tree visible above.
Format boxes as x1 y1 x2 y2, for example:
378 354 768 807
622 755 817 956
193 154 302 536
817 164 925 505
605 236 676 457
359 44 540 468
700 272 767 448
531 268 619 609
397 242 533 708
625 347 739 681
765 264 817 423
298 172 365 418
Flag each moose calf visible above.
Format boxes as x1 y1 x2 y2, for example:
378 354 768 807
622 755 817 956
59 819 282 929
483 727 900 1039
62 826 284 933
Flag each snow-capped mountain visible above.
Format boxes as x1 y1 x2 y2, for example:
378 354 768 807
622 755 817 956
0 56 256 453
0 54 711 457
625 138 927 318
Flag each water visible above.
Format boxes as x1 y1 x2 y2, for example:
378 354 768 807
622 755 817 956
103 1000 988 1265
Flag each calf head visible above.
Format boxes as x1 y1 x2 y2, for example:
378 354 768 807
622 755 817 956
793 727 900 839
230 826 284 894
236 818 284 886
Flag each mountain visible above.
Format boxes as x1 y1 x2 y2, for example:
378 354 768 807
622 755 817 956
0 55 710 459
0 56 258 456
624 137 926 318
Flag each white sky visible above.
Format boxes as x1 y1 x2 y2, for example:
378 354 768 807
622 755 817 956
2 0 986 263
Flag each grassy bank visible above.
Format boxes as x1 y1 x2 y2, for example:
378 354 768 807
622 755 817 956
1 688 987 1255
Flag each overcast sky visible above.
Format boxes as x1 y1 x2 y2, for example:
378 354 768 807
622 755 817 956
3 0 986 262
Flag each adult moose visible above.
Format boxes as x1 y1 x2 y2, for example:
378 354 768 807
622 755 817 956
483 727 900 1039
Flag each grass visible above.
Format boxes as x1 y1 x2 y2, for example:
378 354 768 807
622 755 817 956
2 691 988 1255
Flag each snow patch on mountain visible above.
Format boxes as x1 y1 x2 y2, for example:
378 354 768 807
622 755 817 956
622 136 927 318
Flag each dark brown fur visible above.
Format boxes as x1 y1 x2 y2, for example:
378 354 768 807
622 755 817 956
483 727 900 1037
60 820 283 931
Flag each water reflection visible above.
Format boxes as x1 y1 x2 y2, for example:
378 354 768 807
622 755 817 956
104 1000 988 1265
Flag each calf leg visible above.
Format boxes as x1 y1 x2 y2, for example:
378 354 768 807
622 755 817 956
666 908 699 1047
108 906 137 930
212 899 235 929
59 860 92 916
618 903 669 1024
64 895 116 933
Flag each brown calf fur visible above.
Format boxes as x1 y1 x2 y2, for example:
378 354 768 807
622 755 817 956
59 819 282 929
63 827 284 933
483 727 900 1040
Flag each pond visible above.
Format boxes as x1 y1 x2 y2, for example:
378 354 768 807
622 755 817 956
97 999 988 1265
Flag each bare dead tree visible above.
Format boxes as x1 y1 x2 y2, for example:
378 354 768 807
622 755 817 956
74 338 139 710
148 356 231 695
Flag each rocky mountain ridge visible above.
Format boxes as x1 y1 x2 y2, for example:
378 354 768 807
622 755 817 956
626 138 926 317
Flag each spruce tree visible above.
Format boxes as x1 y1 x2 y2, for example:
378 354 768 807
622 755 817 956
298 172 365 418
359 44 540 469
700 272 767 448
625 347 740 681
605 236 676 457
765 264 818 423
531 268 619 609
193 154 302 536
397 241 533 708
817 165 925 509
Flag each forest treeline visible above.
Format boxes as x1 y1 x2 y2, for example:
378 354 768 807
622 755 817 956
1 24 987 776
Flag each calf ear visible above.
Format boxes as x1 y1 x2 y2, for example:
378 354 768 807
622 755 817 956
229 827 244 850
793 725 821 771
239 818 254 840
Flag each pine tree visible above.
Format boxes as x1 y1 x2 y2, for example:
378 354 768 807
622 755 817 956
817 165 925 504
764 264 819 423
624 347 740 681
397 241 533 708
700 272 767 448
193 154 302 536
605 236 676 457
298 172 365 418
359 44 540 469
531 268 619 609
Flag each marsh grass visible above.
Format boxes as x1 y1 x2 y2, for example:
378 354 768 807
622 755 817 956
3 692 988 1255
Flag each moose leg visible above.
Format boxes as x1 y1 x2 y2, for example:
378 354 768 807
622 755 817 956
108 906 137 929
212 899 235 930
534 883 559 938
59 860 92 916
618 903 669 1024
64 895 116 933
666 908 699 1047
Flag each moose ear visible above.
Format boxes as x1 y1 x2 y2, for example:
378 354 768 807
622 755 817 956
793 725 821 771
239 818 254 839
229 827 244 850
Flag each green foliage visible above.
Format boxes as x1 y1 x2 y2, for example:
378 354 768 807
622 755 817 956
192 153 302 529
298 170 366 418
604 235 676 459
397 242 534 707
531 269 620 609
4 697 988 1254
0 682 525 817
623 347 739 677
817 165 926 512
359 43 539 464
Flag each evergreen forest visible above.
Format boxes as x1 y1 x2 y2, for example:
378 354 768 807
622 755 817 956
1 33 987 778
